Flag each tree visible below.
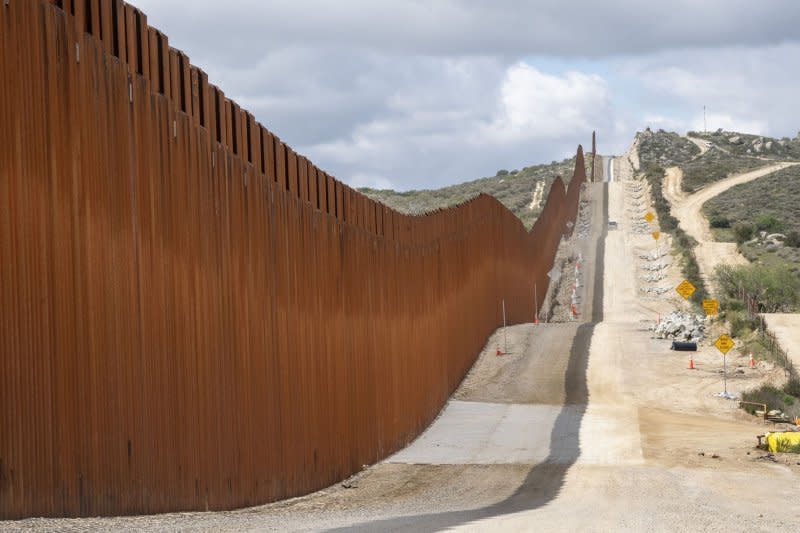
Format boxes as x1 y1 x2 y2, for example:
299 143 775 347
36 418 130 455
714 263 800 315
732 222 754 244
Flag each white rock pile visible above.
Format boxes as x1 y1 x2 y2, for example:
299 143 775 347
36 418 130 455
639 250 668 261
640 286 671 295
651 311 706 341
641 261 670 271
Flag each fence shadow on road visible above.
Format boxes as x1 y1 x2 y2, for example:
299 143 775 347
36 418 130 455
327 185 607 533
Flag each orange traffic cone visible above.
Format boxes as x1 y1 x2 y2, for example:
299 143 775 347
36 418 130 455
688 356 695 370
749 353 755 368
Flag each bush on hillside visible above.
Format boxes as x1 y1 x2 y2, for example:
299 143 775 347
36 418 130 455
786 231 800 248
709 214 731 228
732 222 754 244
755 214 784 233
715 263 800 314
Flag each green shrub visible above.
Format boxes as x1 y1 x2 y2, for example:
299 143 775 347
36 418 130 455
785 378 800 397
732 222 754 244
755 214 784 233
709 215 731 228
785 231 800 248
715 263 800 314
728 310 758 338
742 385 783 413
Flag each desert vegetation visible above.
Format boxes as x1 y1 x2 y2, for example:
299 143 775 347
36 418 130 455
360 156 582 230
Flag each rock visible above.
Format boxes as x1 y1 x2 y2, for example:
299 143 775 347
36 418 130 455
729 135 742 144
651 311 706 341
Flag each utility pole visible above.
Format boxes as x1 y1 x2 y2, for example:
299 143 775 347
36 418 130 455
704 105 707 133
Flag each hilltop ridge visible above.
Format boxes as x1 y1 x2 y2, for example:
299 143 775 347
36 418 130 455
360 155 592 230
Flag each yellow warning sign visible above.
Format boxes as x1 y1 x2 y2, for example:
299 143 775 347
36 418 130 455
714 334 734 355
702 299 719 316
644 212 654 222
652 231 660 241
675 279 696 300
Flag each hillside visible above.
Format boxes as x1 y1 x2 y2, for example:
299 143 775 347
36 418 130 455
638 128 800 192
636 128 800 303
688 129 800 160
637 128 699 167
360 155 592 230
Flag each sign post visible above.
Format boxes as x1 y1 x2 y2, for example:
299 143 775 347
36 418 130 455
502 299 507 354
714 334 735 395
652 231 661 269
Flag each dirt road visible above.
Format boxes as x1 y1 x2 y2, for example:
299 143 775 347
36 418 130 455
686 135 711 156
665 162 797 292
5 165 800 532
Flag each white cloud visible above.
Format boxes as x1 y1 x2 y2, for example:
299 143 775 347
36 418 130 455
487 64 610 141
116 2 800 190
132 1 800 60
307 62 612 190
618 44 800 138
689 114 767 136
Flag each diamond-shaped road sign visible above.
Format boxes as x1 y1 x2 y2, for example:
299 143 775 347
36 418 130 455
652 231 660 241
644 211 655 223
702 299 719 316
675 279 696 300
714 334 734 355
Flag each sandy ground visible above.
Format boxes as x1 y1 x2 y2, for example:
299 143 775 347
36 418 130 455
528 180 545 211
762 314 800 371
4 162 800 532
664 162 797 293
613 140 638 182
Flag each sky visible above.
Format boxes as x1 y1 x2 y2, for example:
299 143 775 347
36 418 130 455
133 1 800 191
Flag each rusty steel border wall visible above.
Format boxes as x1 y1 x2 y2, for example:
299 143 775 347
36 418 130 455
0 0 590 518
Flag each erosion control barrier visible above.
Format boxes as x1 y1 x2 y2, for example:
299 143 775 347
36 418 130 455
671 341 698 351
0 0 588 518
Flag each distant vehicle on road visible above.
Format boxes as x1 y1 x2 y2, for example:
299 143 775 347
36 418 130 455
608 220 618 229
